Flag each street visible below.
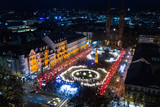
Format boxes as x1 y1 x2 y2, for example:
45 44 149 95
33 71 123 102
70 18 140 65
22 78 69 107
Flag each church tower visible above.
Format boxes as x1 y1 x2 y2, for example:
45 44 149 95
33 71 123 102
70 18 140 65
105 0 124 49
106 0 111 35
119 0 125 39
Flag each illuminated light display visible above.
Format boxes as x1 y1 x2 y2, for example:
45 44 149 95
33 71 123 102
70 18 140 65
37 46 93 88
60 65 110 87
41 82 46 86
59 85 78 95
89 74 92 77
39 17 44 20
95 49 98 63
99 49 125 95
87 48 105 60
83 72 87 75
105 50 120 63
119 64 126 74
55 16 58 20
76 72 80 75
56 76 62 83
87 47 120 64
105 57 115 62
97 68 107 73
71 69 100 81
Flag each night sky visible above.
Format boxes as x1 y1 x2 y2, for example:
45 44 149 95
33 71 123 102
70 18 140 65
1 0 160 10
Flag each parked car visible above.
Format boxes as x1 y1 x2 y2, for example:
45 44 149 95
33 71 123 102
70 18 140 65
53 97 61 103
47 100 57 106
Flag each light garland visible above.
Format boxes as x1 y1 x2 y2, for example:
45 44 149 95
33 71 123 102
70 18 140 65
105 51 120 63
59 65 111 87
97 68 107 73
87 47 120 63
86 48 105 60
71 69 100 82
60 65 87 83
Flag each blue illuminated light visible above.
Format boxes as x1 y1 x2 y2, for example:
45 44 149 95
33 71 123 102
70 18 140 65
39 17 44 20
56 76 61 79
61 85 71 90
56 79 61 83
59 85 78 95
124 17 131 20
56 76 62 83
119 64 126 74
92 41 97 45
41 82 46 86
91 62 94 65
55 16 58 20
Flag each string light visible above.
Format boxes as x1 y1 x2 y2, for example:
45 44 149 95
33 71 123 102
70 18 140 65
60 65 110 87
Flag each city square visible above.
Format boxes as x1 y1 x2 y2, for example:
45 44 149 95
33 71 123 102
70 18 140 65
31 44 127 107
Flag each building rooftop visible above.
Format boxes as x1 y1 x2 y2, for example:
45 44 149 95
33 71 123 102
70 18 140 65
0 39 47 57
132 43 160 62
0 31 86 57
125 59 160 89
125 43 160 89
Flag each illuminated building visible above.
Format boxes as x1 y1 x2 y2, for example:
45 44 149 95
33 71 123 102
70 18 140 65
138 35 160 46
5 20 37 33
29 50 39 74
105 0 124 48
0 33 87 82
9 26 36 33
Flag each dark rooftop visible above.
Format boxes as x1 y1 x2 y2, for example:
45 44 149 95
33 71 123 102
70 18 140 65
0 39 46 57
125 43 160 89
132 43 160 62
125 61 160 88
0 31 86 57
